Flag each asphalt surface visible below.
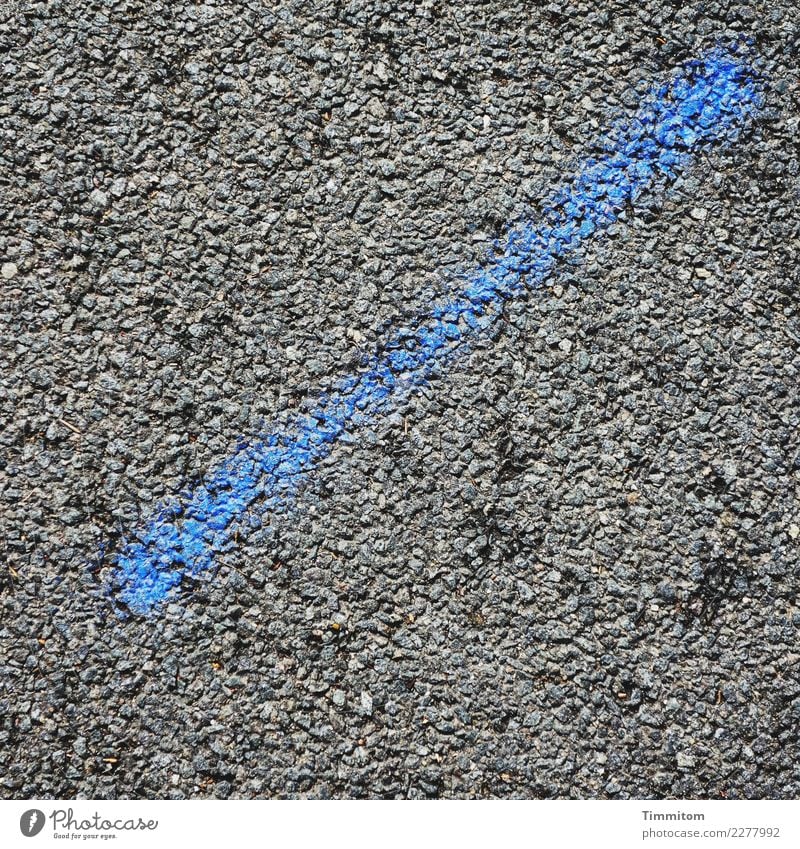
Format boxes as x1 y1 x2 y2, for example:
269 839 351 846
1 0 799 799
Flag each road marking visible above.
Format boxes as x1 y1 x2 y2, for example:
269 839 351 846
110 47 762 614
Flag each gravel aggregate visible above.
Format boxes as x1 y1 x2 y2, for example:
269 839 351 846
1 0 799 799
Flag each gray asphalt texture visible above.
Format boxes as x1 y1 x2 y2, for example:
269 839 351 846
1 0 799 799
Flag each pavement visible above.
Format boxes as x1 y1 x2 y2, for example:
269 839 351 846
1 0 799 799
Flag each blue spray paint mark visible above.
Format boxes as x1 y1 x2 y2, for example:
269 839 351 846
111 46 762 614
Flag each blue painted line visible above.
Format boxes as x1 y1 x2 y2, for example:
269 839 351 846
111 46 762 614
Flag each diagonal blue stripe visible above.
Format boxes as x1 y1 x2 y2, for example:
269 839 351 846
110 46 762 614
